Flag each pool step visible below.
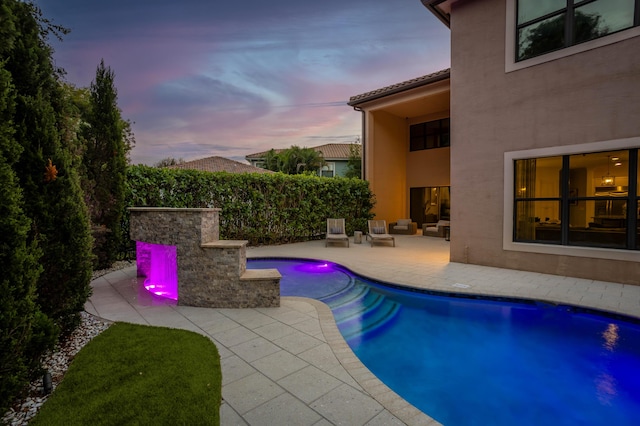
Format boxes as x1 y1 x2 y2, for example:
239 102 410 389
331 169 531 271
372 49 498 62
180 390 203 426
332 290 385 322
320 282 367 309
338 298 400 341
320 284 401 342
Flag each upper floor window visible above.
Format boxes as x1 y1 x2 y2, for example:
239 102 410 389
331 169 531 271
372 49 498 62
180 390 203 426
516 0 639 61
410 118 450 152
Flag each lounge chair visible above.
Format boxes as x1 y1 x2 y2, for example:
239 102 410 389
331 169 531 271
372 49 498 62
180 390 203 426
367 220 395 247
326 218 349 247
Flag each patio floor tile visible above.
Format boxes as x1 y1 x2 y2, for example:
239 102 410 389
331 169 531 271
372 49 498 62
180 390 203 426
242 393 322 426
250 350 308 381
277 365 342 404
230 336 282 363
310 383 384 425
222 372 285 415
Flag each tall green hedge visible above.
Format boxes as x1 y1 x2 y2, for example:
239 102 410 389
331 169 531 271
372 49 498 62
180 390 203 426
7 0 94 334
124 165 375 250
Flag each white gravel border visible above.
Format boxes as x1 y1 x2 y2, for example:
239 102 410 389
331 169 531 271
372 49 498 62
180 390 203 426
2 261 133 425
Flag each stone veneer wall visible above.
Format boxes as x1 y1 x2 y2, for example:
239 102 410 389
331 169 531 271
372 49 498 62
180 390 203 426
129 207 280 308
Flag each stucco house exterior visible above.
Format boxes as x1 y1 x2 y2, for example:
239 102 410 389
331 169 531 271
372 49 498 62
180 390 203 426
349 0 640 285
348 70 451 228
246 143 356 177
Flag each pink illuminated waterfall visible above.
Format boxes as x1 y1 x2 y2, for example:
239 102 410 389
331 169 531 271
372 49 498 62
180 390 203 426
136 241 178 300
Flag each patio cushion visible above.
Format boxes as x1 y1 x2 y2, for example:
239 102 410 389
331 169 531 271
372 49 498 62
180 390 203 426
330 227 343 234
396 219 412 226
372 226 385 234
393 225 409 230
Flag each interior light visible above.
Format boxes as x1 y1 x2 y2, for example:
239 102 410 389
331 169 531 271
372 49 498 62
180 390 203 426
601 155 615 186
601 176 615 186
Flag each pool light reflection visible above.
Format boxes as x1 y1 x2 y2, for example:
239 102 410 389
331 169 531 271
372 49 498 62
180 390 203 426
602 323 619 351
294 261 336 274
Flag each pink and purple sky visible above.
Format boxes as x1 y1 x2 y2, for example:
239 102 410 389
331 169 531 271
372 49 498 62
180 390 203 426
34 0 450 165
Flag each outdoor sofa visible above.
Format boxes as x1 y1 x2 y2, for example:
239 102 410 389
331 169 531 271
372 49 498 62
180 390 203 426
388 219 417 235
422 220 450 238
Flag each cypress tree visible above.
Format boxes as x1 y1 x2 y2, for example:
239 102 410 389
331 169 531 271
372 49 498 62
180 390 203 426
4 0 93 333
0 57 48 415
84 59 128 268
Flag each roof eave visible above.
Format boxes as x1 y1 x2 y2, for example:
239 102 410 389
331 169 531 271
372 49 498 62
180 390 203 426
348 69 450 107
421 0 452 28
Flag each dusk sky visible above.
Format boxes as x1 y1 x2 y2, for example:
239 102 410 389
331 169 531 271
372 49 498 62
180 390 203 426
33 0 451 165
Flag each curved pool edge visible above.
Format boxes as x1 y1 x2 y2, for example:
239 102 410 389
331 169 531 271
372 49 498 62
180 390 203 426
284 296 440 426
249 256 640 324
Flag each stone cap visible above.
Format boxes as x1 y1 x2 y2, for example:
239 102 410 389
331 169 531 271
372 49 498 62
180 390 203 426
129 207 221 212
201 240 248 249
240 269 282 281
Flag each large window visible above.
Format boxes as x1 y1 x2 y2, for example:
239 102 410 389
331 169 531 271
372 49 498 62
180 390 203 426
410 186 450 227
514 149 639 250
410 118 450 151
516 0 639 61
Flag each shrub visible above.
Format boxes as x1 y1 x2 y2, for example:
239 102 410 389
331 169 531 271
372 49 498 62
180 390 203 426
0 61 54 413
5 0 94 333
121 165 375 254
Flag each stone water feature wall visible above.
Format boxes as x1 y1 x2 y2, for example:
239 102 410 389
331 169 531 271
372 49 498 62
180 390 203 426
129 207 281 308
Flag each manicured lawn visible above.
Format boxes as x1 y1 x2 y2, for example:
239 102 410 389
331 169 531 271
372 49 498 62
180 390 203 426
31 323 221 425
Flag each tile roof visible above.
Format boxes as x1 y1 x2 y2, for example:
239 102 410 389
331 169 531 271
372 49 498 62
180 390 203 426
168 156 274 174
314 143 354 159
348 68 450 106
245 148 285 159
245 143 355 160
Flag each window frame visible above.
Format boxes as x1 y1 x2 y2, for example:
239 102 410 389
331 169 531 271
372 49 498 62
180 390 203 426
505 0 640 72
321 162 336 178
503 137 640 262
409 118 450 152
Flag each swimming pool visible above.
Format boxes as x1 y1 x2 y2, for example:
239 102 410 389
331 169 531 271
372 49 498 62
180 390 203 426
247 258 640 426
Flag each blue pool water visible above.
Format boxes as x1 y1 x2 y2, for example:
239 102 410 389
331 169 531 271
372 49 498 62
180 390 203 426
247 258 640 426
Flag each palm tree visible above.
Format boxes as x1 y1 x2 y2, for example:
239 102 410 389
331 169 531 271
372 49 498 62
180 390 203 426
283 146 325 174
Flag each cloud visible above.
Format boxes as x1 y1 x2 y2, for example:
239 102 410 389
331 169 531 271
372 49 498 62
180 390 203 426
35 0 451 165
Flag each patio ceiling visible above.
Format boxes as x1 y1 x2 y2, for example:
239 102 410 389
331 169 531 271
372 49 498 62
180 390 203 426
365 85 450 119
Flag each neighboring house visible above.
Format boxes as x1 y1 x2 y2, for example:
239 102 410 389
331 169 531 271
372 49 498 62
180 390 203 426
245 143 355 177
168 156 274 174
349 0 640 285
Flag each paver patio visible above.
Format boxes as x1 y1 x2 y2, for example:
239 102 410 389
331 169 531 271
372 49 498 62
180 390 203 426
85 233 639 425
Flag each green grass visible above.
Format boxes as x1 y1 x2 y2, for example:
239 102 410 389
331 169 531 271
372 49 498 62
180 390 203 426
30 323 221 426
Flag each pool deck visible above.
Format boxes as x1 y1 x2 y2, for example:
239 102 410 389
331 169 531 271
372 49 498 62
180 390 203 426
85 234 640 426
